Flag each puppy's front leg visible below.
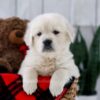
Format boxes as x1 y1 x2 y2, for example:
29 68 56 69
22 67 38 95
49 69 72 96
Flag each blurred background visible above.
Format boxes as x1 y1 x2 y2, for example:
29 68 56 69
0 0 100 100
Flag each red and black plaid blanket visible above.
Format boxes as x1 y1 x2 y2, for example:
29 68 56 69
0 73 74 100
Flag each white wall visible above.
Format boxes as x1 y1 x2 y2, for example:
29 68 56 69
0 0 16 18
0 0 100 99
1 0 100 25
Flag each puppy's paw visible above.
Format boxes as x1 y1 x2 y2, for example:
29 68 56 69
23 80 37 95
64 76 75 88
49 80 64 96
49 77 74 96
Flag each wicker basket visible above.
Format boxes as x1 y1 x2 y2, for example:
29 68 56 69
61 79 78 100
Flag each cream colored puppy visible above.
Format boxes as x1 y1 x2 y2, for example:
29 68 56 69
18 13 80 96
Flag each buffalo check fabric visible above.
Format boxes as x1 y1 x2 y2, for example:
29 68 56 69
0 74 74 100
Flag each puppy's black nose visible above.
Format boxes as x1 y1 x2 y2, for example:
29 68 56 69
43 39 52 46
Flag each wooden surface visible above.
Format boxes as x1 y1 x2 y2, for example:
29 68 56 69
0 0 100 26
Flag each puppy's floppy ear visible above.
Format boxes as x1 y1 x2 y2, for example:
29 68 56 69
24 23 33 47
65 20 75 43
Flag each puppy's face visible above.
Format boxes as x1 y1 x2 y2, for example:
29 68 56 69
24 13 75 57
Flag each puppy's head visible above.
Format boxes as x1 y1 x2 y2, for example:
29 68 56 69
24 13 75 57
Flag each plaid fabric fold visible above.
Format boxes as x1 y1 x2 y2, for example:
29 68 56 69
0 74 74 100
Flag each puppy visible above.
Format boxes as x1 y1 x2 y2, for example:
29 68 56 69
18 13 80 96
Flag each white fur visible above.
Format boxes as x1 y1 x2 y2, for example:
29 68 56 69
18 13 80 96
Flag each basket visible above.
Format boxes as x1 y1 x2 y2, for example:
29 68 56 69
61 79 78 100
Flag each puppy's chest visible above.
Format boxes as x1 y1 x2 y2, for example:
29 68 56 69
36 58 56 75
41 58 56 67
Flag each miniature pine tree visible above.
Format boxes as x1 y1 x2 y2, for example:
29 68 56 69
70 27 88 94
82 26 100 95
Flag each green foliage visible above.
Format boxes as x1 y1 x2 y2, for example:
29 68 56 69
70 28 88 70
71 26 100 95
70 27 88 94
82 26 100 95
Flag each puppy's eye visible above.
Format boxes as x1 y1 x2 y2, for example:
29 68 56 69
53 30 59 35
37 32 42 36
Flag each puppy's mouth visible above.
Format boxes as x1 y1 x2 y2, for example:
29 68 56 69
43 46 54 52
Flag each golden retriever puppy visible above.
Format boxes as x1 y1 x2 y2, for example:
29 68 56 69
18 13 80 96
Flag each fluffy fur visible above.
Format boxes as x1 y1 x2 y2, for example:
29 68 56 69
18 13 80 96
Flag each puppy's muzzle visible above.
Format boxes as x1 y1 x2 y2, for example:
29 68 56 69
43 39 54 52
